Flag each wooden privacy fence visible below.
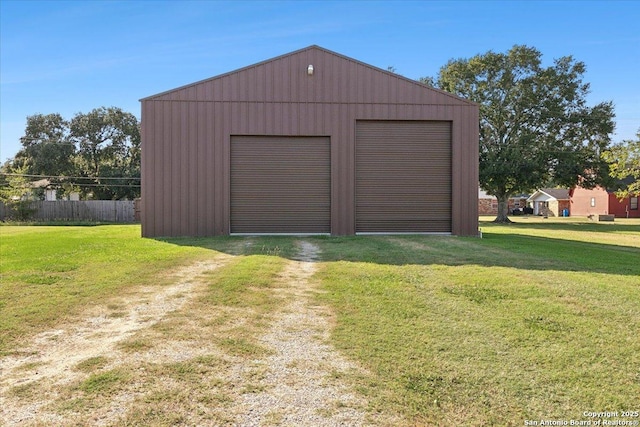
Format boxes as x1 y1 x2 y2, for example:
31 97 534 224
0 200 137 223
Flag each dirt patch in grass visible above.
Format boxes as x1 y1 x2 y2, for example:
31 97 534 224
0 255 233 425
1 240 391 426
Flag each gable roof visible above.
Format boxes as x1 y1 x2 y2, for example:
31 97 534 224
141 45 475 106
542 188 570 200
527 188 570 202
29 178 51 189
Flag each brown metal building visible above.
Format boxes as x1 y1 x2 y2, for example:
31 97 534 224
140 45 479 237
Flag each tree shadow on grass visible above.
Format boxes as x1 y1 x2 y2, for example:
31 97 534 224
0 221 112 227
480 218 640 234
159 231 640 278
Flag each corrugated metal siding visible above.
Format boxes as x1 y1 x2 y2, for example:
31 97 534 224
145 46 466 106
356 121 452 233
140 46 479 237
230 136 330 233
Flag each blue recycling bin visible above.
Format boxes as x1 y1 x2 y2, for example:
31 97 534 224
562 209 569 217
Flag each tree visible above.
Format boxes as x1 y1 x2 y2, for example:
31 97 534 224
604 129 640 198
69 107 140 199
12 113 76 178
3 107 141 200
423 45 615 222
0 164 37 221
4 113 77 200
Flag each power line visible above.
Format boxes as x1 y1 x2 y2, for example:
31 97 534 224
18 137 137 145
0 183 140 188
1 173 140 181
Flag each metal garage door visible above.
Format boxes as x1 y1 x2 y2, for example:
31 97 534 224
231 136 331 234
356 121 452 233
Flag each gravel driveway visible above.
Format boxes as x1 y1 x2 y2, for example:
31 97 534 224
0 240 394 426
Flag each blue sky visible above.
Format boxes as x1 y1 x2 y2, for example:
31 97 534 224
1 0 639 163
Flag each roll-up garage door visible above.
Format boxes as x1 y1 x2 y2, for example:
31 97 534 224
231 136 331 234
356 121 451 233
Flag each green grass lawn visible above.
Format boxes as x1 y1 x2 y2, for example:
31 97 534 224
1 219 638 425
0 225 213 352
311 218 640 425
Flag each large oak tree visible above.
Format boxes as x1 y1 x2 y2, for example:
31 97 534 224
70 107 140 199
422 45 615 222
12 113 76 179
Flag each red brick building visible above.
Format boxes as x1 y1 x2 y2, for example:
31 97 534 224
569 186 639 218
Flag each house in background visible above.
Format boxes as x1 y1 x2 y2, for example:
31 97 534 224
478 188 528 216
140 45 479 237
478 189 497 215
570 186 639 218
527 188 570 216
608 193 639 218
569 186 609 217
27 178 54 200
29 179 81 201
526 185 639 218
